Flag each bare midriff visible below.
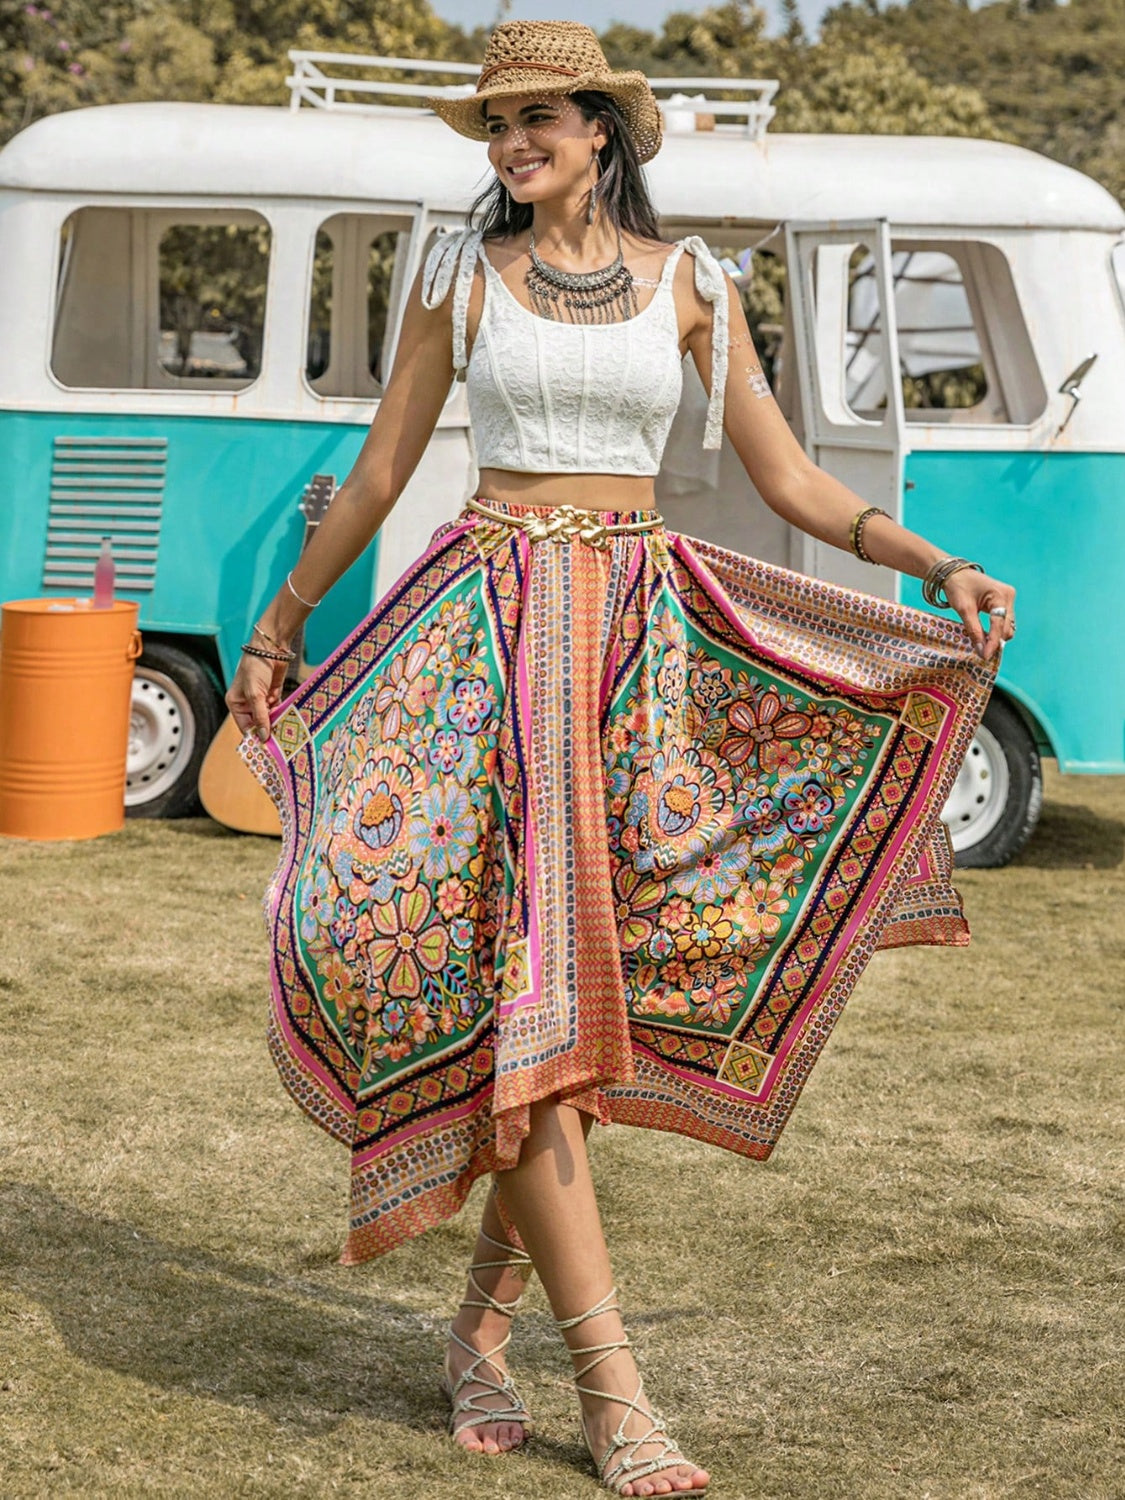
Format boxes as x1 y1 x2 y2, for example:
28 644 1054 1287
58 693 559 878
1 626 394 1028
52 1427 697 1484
475 468 659 513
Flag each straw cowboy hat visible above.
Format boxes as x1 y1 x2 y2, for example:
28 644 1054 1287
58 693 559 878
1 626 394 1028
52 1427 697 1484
429 20 664 164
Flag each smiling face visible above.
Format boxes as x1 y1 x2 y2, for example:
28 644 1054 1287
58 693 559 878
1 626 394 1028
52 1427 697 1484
484 93 608 208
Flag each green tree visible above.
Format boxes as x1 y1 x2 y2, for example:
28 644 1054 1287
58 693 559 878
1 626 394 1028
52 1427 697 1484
771 34 993 136
601 1 994 137
0 0 462 146
822 0 1125 203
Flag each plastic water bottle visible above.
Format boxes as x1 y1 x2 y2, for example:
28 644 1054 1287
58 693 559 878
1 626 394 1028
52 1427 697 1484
93 537 115 609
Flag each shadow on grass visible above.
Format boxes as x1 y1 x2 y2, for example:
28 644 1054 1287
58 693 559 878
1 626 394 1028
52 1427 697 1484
1014 798 1124 870
157 816 266 843
0 1180 499 1438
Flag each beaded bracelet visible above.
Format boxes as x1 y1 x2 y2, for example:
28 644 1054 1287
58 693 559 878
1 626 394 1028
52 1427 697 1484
921 556 984 609
241 641 294 664
849 505 889 564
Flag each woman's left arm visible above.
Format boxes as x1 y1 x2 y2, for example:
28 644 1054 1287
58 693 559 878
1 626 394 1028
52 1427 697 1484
684 273 1017 661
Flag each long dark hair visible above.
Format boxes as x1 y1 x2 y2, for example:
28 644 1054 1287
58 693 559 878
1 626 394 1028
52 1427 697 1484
468 91 662 242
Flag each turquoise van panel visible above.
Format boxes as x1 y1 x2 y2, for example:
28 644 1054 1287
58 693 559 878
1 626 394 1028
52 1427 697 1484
0 410 374 681
903 449 1125 774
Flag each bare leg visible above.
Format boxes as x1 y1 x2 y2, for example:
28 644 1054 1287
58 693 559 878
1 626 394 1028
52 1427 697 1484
445 1180 537 1453
496 1098 709 1496
447 1111 599 1453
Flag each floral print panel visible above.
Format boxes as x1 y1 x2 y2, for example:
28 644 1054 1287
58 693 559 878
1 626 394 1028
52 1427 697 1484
242 501 996 1263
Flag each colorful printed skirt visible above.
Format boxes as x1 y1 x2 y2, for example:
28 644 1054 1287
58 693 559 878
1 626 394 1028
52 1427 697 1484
243 499 996 1264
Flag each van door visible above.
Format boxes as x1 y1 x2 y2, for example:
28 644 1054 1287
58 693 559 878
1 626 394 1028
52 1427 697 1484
369 206 477 602
784 219 906 603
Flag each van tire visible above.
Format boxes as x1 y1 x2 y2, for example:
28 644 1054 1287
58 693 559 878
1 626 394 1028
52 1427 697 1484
125 642 223 819
944 694 1042 869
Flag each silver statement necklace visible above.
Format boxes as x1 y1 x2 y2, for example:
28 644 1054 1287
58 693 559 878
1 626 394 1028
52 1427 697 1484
526 230 639 324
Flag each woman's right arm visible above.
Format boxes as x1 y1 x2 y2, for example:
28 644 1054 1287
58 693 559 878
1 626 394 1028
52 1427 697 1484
226 270 455 739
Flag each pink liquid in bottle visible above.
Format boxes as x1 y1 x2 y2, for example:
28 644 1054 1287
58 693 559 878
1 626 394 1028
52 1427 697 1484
93 537 116 609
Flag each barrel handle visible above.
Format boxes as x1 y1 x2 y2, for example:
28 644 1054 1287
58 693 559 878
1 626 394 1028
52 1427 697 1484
126 631 143 662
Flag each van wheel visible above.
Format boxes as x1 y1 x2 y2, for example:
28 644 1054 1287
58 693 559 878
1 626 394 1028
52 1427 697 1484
943 695 1042 868
126 642 223 819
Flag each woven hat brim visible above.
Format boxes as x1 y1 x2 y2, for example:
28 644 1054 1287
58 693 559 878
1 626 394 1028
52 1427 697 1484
429 70 663 165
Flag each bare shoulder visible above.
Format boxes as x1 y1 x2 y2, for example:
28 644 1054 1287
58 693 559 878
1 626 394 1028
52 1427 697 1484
622 231 676 277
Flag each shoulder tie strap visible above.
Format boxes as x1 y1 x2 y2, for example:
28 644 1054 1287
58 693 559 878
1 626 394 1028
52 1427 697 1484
680 235 729 450
421 228 483 379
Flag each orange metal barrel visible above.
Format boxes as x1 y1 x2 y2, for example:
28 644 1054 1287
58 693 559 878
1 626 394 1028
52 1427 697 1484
0 599 142 840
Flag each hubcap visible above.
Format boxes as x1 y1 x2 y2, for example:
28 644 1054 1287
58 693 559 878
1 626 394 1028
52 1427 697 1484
942 722 1010 853
126 668 196 806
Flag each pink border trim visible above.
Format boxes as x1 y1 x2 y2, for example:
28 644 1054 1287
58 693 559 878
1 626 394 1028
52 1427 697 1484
268 980 356 1111
630 1044 772 1104
352 1088 494 1169
673 534 977 708
499 535 544 1018
599 537 646 715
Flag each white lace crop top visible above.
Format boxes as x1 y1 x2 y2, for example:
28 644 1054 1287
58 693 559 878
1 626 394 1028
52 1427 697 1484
420 228 729 476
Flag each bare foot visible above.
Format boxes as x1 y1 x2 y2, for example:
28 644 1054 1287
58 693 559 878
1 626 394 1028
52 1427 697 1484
444 1306 531 1454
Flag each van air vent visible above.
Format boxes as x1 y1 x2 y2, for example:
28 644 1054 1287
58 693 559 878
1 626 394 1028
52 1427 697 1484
42 435 166 594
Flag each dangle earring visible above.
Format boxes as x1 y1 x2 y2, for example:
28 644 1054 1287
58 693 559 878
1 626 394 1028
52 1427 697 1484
586 150 601 226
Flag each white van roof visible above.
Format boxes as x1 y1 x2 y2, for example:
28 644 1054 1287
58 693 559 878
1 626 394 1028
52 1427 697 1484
2 100 1122 233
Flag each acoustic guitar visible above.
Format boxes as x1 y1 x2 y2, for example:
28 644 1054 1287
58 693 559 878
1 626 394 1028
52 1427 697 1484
199 473 337 835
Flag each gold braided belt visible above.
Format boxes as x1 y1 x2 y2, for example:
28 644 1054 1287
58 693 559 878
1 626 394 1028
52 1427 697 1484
463 496 664 550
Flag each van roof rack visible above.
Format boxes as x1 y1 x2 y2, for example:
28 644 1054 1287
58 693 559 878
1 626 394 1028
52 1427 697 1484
286 51 778 141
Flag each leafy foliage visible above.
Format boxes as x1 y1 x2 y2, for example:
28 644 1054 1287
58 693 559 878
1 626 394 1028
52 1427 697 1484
822 0 1125 204
2 0 1120 208
0 0 463 144
602 0 993 137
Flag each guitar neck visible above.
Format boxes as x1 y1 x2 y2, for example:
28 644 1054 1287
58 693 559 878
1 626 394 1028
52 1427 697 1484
284 474 336 688
286 519 320 683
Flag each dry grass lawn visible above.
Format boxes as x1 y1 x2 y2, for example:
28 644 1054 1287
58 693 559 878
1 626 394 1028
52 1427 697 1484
0 766 1122 1499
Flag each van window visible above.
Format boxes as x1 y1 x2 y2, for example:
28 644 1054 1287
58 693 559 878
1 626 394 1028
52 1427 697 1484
306 215 412 398
51 209 270 391
845 240 1046 425
157 225 269 382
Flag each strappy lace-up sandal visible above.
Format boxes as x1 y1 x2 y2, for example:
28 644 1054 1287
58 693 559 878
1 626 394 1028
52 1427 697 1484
440 1228 535 1446
557 1288 707 1496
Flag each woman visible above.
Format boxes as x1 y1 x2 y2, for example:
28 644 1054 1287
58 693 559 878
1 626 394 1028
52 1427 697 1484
227 20 1014 1497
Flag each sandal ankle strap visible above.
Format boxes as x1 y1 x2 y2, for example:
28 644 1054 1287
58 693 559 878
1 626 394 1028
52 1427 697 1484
554 1287 633 1383
479 1228 533 1273
459 1229 534 1319
555 1285 620 1331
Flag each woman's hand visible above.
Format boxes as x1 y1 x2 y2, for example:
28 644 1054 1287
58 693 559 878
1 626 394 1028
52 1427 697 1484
225 652 288 742
942 568 1017 662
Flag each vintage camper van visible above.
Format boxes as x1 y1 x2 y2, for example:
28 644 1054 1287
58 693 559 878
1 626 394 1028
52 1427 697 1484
0 54 1121 864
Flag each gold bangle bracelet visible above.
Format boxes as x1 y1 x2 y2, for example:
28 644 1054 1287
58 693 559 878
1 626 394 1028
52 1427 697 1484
849 506 889 564
252 623 293 653
921 556 984 608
